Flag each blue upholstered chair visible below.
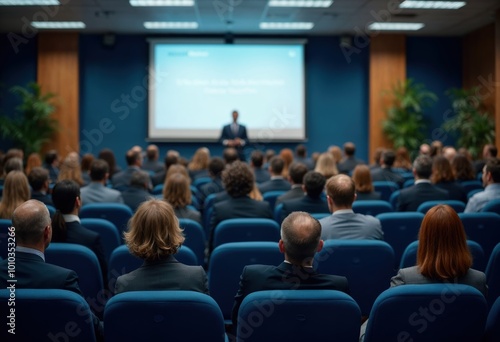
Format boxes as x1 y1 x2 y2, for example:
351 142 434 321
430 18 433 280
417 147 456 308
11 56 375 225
481 198 500 215
178 218 206 265
80 203 133 239
0 219 12 260
0 289 97 342
213 218 280 249
314 240 395 316
485 243 500 308
459 212 500 260
416 200 466 214
262 190 287 209
460 180 484 194
81 218 121 263
352 200 393 216
484 296 500 342
104 291 226 342
236 290 361 342
363 284 488 342
389 190 401 210
373 181 400 202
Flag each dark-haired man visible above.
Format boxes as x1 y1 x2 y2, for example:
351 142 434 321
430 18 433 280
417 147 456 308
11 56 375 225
258 156 291 193
465 158 500 212
338 142 364 174
219 110 249 161
80 159 124 204
28 167 53 206
370 149 404 188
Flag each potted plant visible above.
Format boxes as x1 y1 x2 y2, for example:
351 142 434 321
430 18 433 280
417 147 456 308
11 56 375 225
441 87 495 159
0 82 58 156
382 79 437 156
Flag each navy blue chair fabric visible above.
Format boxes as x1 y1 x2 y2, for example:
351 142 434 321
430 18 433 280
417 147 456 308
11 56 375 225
80 203 133 239
0 219 12 260
484 296 500 342
104 291 226 342
373 181 400 202
81 218 121 263
178 218 206 265
208 241 282 321
485 243 500 309
310 212 330 220
363 284 488 342
262 190 287 209
352 200 393 216
0 289 96 342
273 202 284 223
377 212 424 268
460 180 484 194
46 204 56 218
459 212 500 260
416 200 466 214
236 290 361 342
481 198 500 215
193 176 212 190
213 218 280 249
389 190 401 209
467 188 483 200
151 184 163 195
403 179 415 188
314 240 395 316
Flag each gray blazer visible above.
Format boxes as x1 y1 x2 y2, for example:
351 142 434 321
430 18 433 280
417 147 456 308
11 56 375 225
320 210 383 240
391 266 488 296
80 182 124 204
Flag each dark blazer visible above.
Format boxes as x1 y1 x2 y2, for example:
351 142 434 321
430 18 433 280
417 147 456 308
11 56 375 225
258 178 291 193
112 166 150 190
189 169 210 182
31 191 53 206
121 186 152 212
356 191 382 201
232 262 350 327
115 255 208 294
253 168 270 184
370 167 405 188
294 156 315 170
62 221 108 285
151 169 166 187
210 196 273 249
435 181 467 203
142 160 164 173
219 123 249 161
198 178 224 204
275 187 305 207
397 182 449 212
175 206 202 225
338 157 364 174
281 196 329 221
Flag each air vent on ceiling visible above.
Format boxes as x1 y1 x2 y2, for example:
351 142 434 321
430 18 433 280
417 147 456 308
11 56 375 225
392 13 418 18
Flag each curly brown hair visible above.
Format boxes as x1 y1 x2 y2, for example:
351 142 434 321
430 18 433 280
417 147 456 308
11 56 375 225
222 161 254 197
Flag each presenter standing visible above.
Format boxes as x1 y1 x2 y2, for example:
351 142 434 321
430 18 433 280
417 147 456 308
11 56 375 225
219 110 249 161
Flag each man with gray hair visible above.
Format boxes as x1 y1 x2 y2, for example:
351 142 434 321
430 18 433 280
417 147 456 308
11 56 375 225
0 200 103 340
121 170 152 211
397 155 448 212
232 211 349 329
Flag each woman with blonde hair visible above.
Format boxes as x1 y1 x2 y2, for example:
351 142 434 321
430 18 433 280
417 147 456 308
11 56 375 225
314 152 338 180
352 165 381 200
57 152 84 186
115 199 208 294
0 171 30 219
163 172 201 225
188 147 210 181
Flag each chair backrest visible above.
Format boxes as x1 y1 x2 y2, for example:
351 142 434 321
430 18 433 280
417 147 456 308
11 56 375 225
373 181 400 202
311 212 330 220
403 179 415 188
273 202 284 223
203 193 218 234
46 204 56 218
485 243 500 309
80 203 133 238
460 180 484 194
364 284 488 342
236 290 361 342
81 218 121 263
389 189 401 209
416 200 466 214
0 289 96 342
208 242 283 320
459 212 500 260
352 200 393 216
151 183 163 195
481 198 500 215
468 188 483 200
0 219 12 260
45 243 104 305
213 218 280 249
104 291 226 342
377 212 424 268
193 176 212 190
178 218 206 265
400 240 486 272
262 190 287 208
314 240 395 316
484 296 500 342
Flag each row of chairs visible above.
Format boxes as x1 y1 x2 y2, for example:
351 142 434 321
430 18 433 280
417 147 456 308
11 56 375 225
2 286 499 342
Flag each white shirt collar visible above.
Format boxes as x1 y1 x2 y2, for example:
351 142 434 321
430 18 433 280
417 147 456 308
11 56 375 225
415 179 431 185
63 214 80 223
333 209 354 215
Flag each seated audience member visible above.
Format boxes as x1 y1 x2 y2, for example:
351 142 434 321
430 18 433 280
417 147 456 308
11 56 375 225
352 165 381 201
465 158 500 212
43 149 60 183
249 182 263 201
294 144 315 170
250 150 270 184
52 180 108 284
264 149 276 169
258 156 291 193
232 211 350 329
163 173 202 225
80 159 124 204
28 167 53 206
328 145 342 167
431 156 467 203
80 153 94 186
223 147 239 165
474 144 497 175
430 140 443 158
457 148 473 162
442 145 457 162
281 171 329 220
115 199 208 294
393 147 412 171
369 148 384 170
314 152 338 180
320 174 383 240
142 144 164 173
397 155 448 212
338 142 364 174
151 151 179 186
370 149 404 188
0 171 30 219
121 170 152 212
275 162 308 206
419 143 431 156
0 200 103 341
279 148 294 178
98 148 121 179
4 156 23 174
57 152 84 187
188 147 210 181
198 157 225 204
112 149 151 190
210 161 273 249
451 153 476 182
25 152 42 176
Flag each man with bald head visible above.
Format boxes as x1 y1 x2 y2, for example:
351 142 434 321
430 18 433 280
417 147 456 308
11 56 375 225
232 211 349 329
0 200 103 340
320 174 383 240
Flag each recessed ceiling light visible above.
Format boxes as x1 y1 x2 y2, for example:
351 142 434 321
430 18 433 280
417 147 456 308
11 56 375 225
399 1 466 9
144 21 198 29
268 0 333 7
260 22 314 30
31 21 86 29
130 0 194 6
368 22 425 31
0 0 59 5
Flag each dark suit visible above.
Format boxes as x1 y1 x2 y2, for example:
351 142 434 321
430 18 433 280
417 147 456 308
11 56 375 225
281 196 329 221
253 168 270 184
198 178 224 204
275 186 305 207
175 206 202 225
232 262 350 327
189 169 210 182
112 166 150 190
0 251 103 340
258 177 291 193
115 255 207 294
435 181 467 203
356 191 382 201
370 167 405 188
338 157 364 174
31 191 53 206
397 181 449 212
151 169 166 187
121 186 152 212
294 156 315 170
142 160 164 173
219 123 249 161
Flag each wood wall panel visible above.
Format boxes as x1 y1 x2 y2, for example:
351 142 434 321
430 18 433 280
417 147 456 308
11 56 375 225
37 32 79 155
369 34 406 161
